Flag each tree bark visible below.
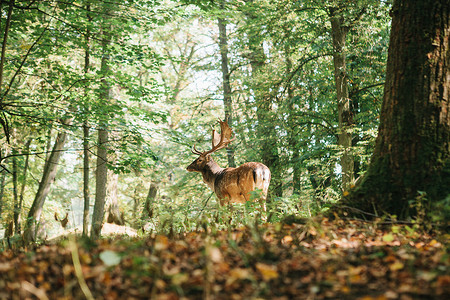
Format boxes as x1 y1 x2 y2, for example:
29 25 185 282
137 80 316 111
19 139 32 216
141 181 158 221
0 159 7 216
284 41 301 194
91 2 113 239
218 7 236 168
344 0 450 217
82 2 91 237
12 147 19 233
23 120 71 243
329 8 354 191
82 123 90 236
91 127 108 239
0 0 14 99
105 169 124 225
13 138 32 234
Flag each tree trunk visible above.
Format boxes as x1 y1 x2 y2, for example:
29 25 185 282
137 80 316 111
91 3 113 239
23 120 71 243
105 169 124 225
14 138 32 234
0 159 7 216
218 7 236 168
285 42 302 194
329 9 354 191
82 122 90 236
12 147 19 233
91 127 108 239
141 181 158 221
0 0 14 111
344 0 450 217
82 3 91 237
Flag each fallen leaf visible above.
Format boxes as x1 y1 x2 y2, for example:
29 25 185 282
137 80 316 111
155 235 169 251
389 261 404 272
208 246 223 263
171 273 189 285
282 235 293 245
256 263 278 281
226 268 253 286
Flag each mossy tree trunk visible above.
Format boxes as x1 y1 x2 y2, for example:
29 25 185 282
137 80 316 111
344 0 450 217
329 8 354 191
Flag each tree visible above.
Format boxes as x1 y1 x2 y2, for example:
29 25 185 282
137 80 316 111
218 4 236 168
328 4 357 190
23 119 72 243
344 0 450 218
82 2 92 237
90 1 113 240
242 0 283 198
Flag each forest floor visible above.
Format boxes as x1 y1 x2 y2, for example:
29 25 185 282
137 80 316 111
0 218 449 300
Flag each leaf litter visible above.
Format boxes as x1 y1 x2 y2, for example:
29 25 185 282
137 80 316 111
0 218 448 299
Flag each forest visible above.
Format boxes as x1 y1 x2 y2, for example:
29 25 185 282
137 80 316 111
0 0 449 299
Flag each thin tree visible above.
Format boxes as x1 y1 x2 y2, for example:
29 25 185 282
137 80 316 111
218 2 236 167
23 119 72 243
243 0 282 198
328 2 368 190
90 2 113 240
82 1 92 237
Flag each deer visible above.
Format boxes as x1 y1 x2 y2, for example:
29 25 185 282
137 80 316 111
187 120 271 209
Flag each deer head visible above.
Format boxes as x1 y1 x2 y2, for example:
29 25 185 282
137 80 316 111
187 119 235 172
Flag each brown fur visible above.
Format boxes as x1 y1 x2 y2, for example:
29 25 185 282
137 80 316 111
187 154 270 205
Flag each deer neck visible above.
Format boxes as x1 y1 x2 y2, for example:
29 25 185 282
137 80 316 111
201 158 224 190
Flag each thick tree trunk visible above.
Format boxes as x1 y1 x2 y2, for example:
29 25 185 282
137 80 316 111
330 9 354 191
345 0 450 217
23 121 71 243
218 9 236 168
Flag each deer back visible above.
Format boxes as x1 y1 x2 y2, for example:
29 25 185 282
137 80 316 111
213 162 271 205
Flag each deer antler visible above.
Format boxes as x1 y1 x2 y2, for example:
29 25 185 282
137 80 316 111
190 119 235 156
205 119 235 155
191 145 203 155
